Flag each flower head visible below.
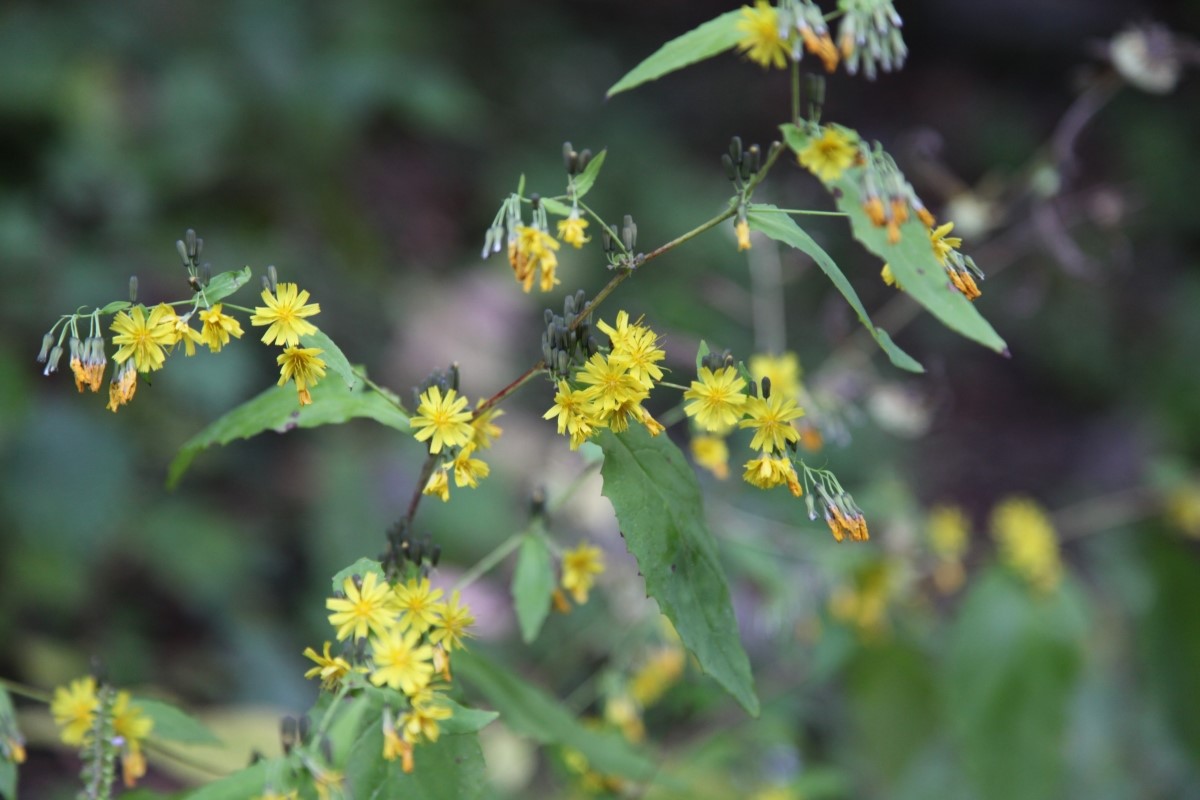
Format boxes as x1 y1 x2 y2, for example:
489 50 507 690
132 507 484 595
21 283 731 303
51 676 98 746
471 403 504 449
509 226 560 293
740 391 804 453
743 454 801 496
544 380 599 441
111 304 177 372
250 282 321 347
163 310 204 357
928 506 970 560
990 497 1061 593
737 1 790 70
735 218 752 251
277 346 326 406
557 213 591 248
451 444 490 489
604 317 666 389
576 352 647 413
410 386 473 454
691 435 730 480
327 572 395 641
303 641 354 690
562 542 605 605
798 126 858 183
394 577 445 633
429 590 475 652
113 691 153 787
400 695 454 744
684 366 748 433
198 304 245 352
369 627 435 696
749 352 802 401
423 468 451 502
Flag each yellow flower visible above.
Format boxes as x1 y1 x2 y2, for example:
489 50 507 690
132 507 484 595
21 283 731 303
576 352 648 413
198 304 245 352
429 590 475 652
161 308 204 357
470 403 504 449
106 361 138 412
735 218 751 251
928 506 970 560
742 454 801 496
691 435 730 480
797 126 858 183
326 572 395 641
749 352 801 401
612 326 665 389
562 542 605 604
544 380 599 441
596 310 638 353
740 391 804 453
990 497 1062 593
382 712 408 763
423 468 450 502
277 346 326 406
394 577 445 633
250 282 321 347
880 263 900 288
930 222 963 265
370 628 435 696
113 691 153 788
400 694 454 744
410 386 474 455
557 214 590 248
451 444 490 488
509 226 560 293
684 366 748 433
51 676 98 746
825 502 869 542
736 1 789 70
111 304 177 372
303 641 354 690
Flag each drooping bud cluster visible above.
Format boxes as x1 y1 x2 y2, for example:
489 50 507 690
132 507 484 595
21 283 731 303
735 0 907 76
836 0 908 80
542 290 598 380
175 228 212 293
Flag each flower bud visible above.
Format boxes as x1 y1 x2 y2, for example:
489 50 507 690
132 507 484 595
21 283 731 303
129 275 138 304
37 333 54 363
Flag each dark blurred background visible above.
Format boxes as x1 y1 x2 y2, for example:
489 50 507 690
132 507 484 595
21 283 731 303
3 0 1200 796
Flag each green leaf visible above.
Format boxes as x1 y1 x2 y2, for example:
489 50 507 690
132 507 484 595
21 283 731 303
540 197 573 217
200 266 253 306
694 340 710 375
344 709 486 800
438 698 499 735
98 300 131 315
946 569 1086 800
781 124 1007 354
748 204 924 373
0 759 13 800
300 328 360 389
512 531 555 643
570 149 607 200
184 760 271 800
847 643 938 783
607 10 744 98
167 379 409 489
454 650 657 782
133 697 222 745
331 557 386 594
596 426 759 716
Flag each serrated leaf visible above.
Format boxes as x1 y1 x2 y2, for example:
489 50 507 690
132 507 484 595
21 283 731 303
133 697 222 745
98 300 131 315
199 266 253 306
570 149 607 200
331 558 386 594
607 10 743 98
781 123 1006 354
540 197 573 217
946 569 1086 800
184 760 272 800
300 328 359 389
596 426 759 716
512 532 555 643
167 379 409 489
454 650 656 782
748 204 924 373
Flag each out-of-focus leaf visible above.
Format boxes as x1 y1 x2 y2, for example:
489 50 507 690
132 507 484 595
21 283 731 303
511 531 554 644
134 697 222 745
607 11 743 97
571 149 607 200
438 698 499 735
597 426 759 716
167 379 409 489
946 569 1087 800
454 650 657 782
184 760 272 800
847 643 938 783
331 558 386 594
749 204 924 373
299 328 359 389
98 300 131 315
541 197 572 217
781 123 1006 353
0 756 13 800
199 266 253 306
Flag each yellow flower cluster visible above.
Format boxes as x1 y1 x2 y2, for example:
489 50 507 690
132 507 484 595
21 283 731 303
251 282 327 405
508 225 561 293
49 676 154 788
556 542 605 610
543 311 666 449
990 497 1062 593
736 1 839 73
411 389 501 503
317 571 475 773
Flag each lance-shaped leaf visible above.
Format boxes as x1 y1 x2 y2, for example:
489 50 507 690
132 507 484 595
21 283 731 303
607 10 743 97
132 697 222 745
781 123 1007 354
511 530 555 643
748 204 924 373
597 426 759 716
570 149 607 200
199 266 253 305
300 328 359 389
168 379 409 489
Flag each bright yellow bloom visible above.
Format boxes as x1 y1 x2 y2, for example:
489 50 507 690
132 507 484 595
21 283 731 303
508 226 560 293
928 506 970 560
451 444 490 488
410 386 473 454
576 352 647 412
798 126 858 183
737 1 789 70
596 310 638 353
544 380 599 440
749 352 802 401
277 346 326 406
51 676 99 746
423 468 450 502
930 222 963 265
990 497 1061 593
111 304 177 372
557 214 590 248
735 218 751 251
370 628 435 696
303 641 354 690
429 590 475 651
113 691 153 788
691 435 730 480
198 304 244 352
250 282 321 347
742 454 801 496
161 308 204 357
684 366 748 433
400 694 454 744
106 361 138 412
562 542 605 604
327 572 395 641
394 577 444 633
612 326 665 389
740 391 804 453
470 403 504 449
